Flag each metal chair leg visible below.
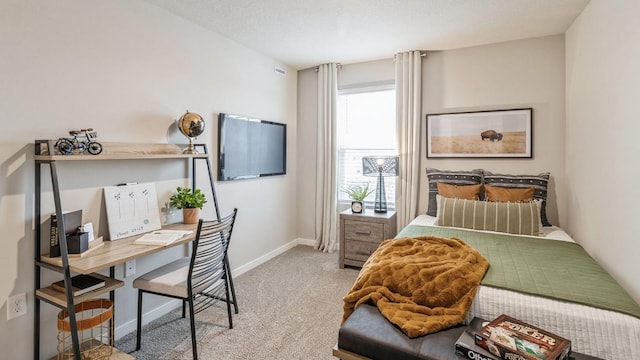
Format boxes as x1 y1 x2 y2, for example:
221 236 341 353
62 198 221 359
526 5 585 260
225 257 239 314
182 299 186 318
136 290 143 351
224 277 233 329
188 297 198 360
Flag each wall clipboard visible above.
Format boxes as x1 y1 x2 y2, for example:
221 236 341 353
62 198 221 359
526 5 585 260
103 183 161 240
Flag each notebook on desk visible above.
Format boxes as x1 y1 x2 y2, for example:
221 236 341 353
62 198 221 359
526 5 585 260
133 229 193 246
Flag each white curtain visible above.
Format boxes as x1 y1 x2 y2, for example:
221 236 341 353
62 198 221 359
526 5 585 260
395 51 422 229
314 63 339 252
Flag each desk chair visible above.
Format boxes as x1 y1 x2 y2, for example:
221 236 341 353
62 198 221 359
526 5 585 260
133 209 238 360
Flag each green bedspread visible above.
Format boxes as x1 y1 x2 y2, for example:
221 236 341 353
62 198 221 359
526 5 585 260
397 225 640 319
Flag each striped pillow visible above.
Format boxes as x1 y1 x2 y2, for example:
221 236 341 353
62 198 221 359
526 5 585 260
483 171 551 226
426 168 483 216
434 195 543 236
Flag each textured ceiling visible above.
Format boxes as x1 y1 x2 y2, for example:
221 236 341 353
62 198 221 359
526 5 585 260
144 0 589 70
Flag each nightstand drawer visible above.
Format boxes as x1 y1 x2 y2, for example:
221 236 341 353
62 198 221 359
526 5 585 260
344 240 380 263
339 209 396 269
344 220 384 243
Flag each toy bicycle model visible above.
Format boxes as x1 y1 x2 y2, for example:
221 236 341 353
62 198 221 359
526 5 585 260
55 128 103 155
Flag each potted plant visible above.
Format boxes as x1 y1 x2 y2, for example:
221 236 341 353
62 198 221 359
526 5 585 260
342 183 374 213
169 186 207 224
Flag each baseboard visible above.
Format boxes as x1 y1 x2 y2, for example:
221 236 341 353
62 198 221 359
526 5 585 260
296 237 316 247
115 298 182 339
116 238 314 338
230 238 302 278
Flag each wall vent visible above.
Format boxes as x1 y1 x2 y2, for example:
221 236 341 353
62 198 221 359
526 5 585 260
274 67 286 76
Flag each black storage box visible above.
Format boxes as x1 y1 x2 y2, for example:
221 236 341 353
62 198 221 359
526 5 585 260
67 232 89 254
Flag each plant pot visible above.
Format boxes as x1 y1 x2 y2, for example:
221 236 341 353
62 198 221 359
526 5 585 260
182 208 200 224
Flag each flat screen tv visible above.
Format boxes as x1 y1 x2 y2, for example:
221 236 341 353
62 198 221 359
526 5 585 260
217 113 287 181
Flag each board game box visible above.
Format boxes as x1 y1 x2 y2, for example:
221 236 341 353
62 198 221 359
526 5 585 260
455 317 499 360
474 314 571 360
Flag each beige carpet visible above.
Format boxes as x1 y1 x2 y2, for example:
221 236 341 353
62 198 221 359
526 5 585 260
117 245 360 359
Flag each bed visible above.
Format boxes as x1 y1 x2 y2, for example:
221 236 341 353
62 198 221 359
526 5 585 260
336 170 640 360
410 215 640 358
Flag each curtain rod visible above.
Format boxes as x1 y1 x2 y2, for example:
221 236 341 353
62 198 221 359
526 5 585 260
394 51 427 59
314 51 427 71
314 63 342 72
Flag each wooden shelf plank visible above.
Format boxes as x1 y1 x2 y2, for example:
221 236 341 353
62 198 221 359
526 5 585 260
35 152 208 161
40 223 198 274
49 343 135 360
110 348 136 360
36 273 123 308
34 141 208 161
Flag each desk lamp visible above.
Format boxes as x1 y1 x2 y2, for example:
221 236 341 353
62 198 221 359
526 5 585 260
362 156 399 213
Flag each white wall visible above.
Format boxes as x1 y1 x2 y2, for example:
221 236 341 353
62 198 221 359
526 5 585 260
296 68 319 241
0 0 297 358
565 0 640 303
421 35 567 226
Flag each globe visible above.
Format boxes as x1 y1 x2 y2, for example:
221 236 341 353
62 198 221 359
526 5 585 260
178 110 204 154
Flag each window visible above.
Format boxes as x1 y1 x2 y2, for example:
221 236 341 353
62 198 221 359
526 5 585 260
337 84 397 208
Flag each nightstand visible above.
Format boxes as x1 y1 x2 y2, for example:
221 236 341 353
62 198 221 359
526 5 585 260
339 209 397 268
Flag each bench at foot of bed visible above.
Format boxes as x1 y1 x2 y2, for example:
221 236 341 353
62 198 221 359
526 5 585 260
334 304 603 360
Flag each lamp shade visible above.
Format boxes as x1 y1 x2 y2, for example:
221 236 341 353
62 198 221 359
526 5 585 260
362 156 399 177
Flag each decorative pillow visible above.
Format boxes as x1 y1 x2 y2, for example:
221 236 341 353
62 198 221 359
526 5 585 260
482 171 552 226
484 185 534 202
436 182 482 200
426 168 483 217
434 195 543 236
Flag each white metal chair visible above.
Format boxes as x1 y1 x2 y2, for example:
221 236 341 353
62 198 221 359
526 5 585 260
133 209 238 360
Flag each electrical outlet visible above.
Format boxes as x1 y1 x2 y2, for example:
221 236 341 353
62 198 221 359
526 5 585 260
125 259 136 277
7 293 27 320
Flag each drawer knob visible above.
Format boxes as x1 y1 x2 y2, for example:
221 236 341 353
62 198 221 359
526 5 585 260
355 231 371 235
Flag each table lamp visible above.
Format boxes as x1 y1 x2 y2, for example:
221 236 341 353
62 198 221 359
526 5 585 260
362 156 399 213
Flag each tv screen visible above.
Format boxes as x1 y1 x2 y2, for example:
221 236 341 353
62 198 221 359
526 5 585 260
217 113 287 181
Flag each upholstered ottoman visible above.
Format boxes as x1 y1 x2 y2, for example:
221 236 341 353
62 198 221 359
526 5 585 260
334 304 464 360
333 304 603 360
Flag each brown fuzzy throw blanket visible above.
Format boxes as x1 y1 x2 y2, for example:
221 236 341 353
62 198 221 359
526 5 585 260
342 236 489 338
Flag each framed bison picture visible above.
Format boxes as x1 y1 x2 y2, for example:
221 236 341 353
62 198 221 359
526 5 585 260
426 108 532 158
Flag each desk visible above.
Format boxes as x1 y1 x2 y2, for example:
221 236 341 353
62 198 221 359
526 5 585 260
33 141 218 360
40 223 198 274
37 223 197 307
35 223 198 359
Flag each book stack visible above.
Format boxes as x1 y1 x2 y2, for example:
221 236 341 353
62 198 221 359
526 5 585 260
455 314 571 360
52 274 106 296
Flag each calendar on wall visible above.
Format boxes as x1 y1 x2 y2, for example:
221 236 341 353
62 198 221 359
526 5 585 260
103 183 162 240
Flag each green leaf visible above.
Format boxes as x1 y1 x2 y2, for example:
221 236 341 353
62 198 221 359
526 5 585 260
169 186 207 209
341 183 374 201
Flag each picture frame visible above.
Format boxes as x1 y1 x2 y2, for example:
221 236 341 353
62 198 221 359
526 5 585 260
426 108 532 158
